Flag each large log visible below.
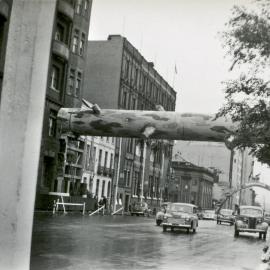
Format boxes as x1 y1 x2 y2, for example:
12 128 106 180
58 108 236 142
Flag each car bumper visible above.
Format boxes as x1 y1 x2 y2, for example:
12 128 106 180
237 228 267 233
162 222 191 229
218 218 234 223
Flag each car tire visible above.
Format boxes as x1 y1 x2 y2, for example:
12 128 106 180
171 227 174 232
156 220 162 226
259 233 262 239
163 225 167 232
234 228 239 237
131 213 134 216
217 220 219 225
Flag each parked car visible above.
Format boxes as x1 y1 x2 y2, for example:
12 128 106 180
264 212 270 225
155 202 170 226
130 202 149 216
162 203 198 233
217 209 235 225
202 209 216 220
234 206 268 239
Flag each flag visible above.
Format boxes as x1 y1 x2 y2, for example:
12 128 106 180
174 64 178 74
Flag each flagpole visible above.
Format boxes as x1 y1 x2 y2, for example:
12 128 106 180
173 63 177 88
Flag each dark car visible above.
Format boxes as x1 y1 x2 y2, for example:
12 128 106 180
130 202 150 216
264 212 270 225
217 209 235 225
234 206 268 239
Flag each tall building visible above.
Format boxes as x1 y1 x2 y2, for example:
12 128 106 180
0 0 12 101
35 0 93 208
83 35 177 211
172 141 254 209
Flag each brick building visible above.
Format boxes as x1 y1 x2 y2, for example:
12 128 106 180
83 35 177 211
35 0 93 208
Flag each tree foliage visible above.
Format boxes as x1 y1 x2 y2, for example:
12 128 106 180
217 0 270 165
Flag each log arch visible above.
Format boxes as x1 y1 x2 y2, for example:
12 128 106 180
217 182 270 212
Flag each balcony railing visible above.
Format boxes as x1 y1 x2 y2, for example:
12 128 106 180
52 40 69 62
58 0 74 21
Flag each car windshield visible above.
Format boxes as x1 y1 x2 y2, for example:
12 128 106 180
240 208 262 217
220 209 233 215
169 204 193 213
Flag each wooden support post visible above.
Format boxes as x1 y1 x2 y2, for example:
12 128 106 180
0 1 57 269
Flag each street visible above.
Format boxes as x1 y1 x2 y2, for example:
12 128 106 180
30 213 267 270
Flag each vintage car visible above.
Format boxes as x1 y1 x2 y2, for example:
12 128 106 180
202 209 216 220
162 203 198 233
130 202 150 216
155 202 170 226
264 212 270 225
217 209 235 225
234 206 268 239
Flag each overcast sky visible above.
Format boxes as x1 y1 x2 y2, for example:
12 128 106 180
89 0 249 114
88 0 270 207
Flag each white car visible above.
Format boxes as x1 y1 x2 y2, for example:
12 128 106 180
203 210 216 220
162 203 199 233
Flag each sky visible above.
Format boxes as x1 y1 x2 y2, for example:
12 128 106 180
88 0 270 207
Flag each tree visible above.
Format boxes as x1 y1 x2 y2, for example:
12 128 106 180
217 0 270 165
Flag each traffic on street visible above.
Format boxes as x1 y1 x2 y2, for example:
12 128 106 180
30 213 267 270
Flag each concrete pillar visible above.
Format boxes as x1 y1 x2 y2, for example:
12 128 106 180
0 1 56 269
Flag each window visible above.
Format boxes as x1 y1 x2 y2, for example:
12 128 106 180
107 182 111 198
49 110 57 137
104 151 108 168
127 170 131 187
95 179 100 197
101 180 105 197
79 33 85 56
75 72 82 97
110 153 113 169
75 0 82 14
84 0 89 14
67 69 75 95
55 23 64 42
50 65 60 91
98 149 102 166
72 30 79 53
122 91 127 108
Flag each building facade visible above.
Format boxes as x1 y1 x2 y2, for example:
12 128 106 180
35 0 93 208
81 135 115 203
172 141 254 209
83 35 177 212
169 161 214 209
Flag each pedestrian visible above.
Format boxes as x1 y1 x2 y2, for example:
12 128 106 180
94 195 98 211
102 196 107 209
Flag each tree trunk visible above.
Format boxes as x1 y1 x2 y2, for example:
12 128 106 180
58 108 235 142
